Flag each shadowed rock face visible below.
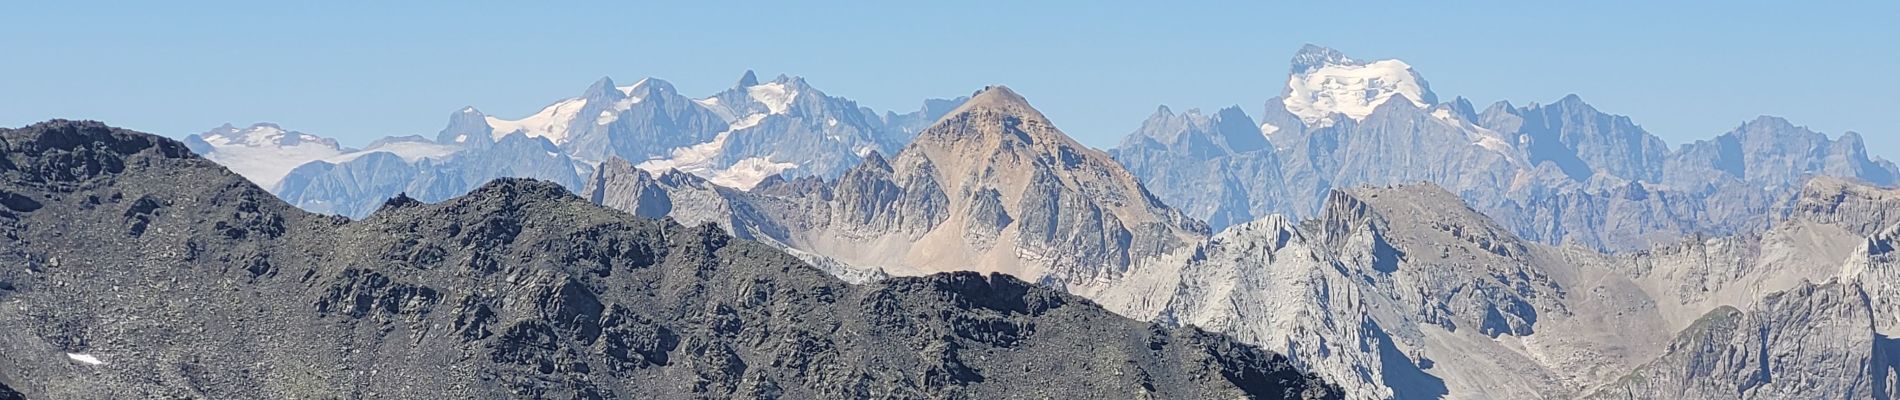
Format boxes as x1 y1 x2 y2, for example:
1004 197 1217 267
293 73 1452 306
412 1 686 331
0 120 1338 399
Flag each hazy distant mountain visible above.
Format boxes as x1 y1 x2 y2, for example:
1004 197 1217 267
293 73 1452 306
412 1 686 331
0 120 1339 399
1109 105 1291 228
1665 115 1897 192
1474 95 1667 182
183 123 353 190
1114 44 1899 251
247 73 964 219
274 129 589 218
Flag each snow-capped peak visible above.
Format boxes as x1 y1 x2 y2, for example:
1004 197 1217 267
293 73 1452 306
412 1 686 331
597 77 653 126
190 123 349 190
197 122 345 151
485 97 587 143
1279 46 1437 127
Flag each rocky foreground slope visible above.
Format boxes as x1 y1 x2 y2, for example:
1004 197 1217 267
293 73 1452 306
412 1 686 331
0 120 1338 399
1081 179 1900 399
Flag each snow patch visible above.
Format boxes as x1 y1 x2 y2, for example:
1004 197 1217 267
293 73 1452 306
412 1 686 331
729 113 768 131
633 130 797 190
747 82 797 115
708 157 799 189
1260 122 1287 150
637 132 732 177
67 353 103 365
485 97 588 143
1282 59 1431 127
826 118 839 127
1431 109 1518 158
615 78 650 97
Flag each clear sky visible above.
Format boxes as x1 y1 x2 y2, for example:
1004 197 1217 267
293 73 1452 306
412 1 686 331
4 0 1896 159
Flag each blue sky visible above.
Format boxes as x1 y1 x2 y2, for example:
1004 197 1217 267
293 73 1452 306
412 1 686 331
4 0 1896 158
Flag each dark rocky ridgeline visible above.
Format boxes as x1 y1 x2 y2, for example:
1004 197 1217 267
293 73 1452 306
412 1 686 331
0 120 1338 399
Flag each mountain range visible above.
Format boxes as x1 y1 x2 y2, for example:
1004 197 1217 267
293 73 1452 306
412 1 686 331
1117 45 1898 252
10 44 1900 399
189 72 964 219
0 120 1337 399
524 59 1900 398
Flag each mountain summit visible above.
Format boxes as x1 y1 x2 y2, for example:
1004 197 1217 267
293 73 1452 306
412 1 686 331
1280 45 1437 127
830 84 1207 282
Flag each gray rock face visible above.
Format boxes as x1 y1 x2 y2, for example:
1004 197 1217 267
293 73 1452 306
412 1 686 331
1083 184 1604 399
1586 282 1896 400
1477 95 1670 182
1082 176 1900 400
1487 176 1776 251
0 120 1340 399
579 157 788 244
1793 176 1900 236
1665 116 1898 194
